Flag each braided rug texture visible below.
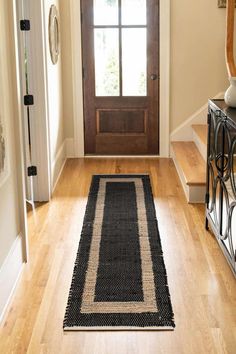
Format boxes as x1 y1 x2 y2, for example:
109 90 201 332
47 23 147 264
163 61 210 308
64 175 175 330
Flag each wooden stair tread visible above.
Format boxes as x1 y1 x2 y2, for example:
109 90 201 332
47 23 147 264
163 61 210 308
192 124 208 146
172 142 206 186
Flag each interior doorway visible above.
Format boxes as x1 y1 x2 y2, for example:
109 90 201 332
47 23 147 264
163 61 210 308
18 0 35 204
81 0 159 155
16 0 51 203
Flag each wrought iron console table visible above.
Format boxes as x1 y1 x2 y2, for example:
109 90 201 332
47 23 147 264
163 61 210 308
206 99 236 277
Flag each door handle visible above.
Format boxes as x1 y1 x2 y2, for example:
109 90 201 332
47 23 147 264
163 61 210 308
150 74 158 81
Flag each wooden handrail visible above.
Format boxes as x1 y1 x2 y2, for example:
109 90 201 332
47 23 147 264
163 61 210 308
226 0 236 77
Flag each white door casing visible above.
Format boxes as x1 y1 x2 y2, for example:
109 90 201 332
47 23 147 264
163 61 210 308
15 0 51 202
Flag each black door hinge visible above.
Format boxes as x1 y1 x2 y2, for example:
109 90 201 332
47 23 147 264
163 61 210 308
20 20 30 31
24 95 34 106
207 113 211 125
82 67 85 79
28 166 37 177
205 193 209 204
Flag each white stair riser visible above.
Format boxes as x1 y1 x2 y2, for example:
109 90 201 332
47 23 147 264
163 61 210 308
188 185 206 203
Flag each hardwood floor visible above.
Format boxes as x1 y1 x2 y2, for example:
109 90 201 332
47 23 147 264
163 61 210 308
0 158 235 354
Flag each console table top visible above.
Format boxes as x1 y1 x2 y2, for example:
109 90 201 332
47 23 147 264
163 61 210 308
209 99 236 127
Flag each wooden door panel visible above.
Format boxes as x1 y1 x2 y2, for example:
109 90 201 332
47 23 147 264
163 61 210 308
96 135 148 155
97 109 147 134
82 0 159 155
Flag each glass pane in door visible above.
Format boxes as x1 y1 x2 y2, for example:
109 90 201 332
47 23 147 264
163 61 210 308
122 0 146 25
122 28 147 96
94 0 119 25
94 29 120 96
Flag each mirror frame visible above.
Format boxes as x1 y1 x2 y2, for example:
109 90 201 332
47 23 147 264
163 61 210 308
48 5 60 65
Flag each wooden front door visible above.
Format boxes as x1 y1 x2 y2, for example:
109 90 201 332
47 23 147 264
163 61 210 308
82 0 159 155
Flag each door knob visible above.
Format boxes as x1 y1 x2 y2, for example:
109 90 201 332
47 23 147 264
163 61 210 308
150 74 158 81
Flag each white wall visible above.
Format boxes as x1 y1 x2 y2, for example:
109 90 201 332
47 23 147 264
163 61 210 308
43 0 65 189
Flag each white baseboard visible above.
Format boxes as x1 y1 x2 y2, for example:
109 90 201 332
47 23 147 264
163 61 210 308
51 138 77 193
51 140 67 192
170 92 224 142
0 235 24 324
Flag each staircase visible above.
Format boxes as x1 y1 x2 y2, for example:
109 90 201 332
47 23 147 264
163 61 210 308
171 124 208 203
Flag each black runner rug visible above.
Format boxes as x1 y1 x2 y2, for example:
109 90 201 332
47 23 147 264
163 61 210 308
64 175 175 330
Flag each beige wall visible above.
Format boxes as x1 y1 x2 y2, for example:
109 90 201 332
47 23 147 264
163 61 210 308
0 0 21 267
44 0 65 187
60 0 229 139
170 0 228 131
60 0 74 139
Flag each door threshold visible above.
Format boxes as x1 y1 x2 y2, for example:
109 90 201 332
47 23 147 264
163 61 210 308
84 155 161 158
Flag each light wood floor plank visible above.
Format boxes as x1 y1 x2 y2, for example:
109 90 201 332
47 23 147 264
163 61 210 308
0 158 235 354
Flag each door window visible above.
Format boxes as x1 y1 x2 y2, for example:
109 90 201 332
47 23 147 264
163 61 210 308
93 0 147 97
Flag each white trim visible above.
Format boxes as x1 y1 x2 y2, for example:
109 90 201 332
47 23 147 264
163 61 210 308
15 0 31 201
15 0 52 202
70 0 170 158
70 0 84 158
170 92 224 142
0 235 24 324
159 0 170 157
51 140 67 192
12 0 29 261
32 0 52 201
170 145 189 200
52 158 66 193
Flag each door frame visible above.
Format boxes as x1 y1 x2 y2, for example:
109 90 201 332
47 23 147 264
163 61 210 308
70 0 170 157
15 0 52 202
